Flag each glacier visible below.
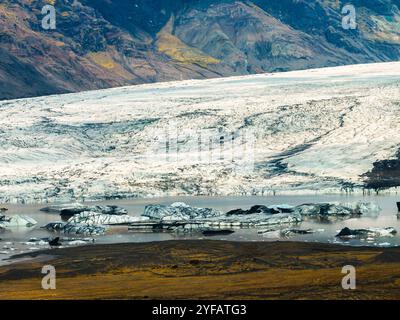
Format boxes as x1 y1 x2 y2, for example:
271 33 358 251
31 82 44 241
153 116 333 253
0 62 400 204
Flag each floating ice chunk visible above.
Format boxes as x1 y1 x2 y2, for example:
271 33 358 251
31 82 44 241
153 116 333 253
42 222 65 231
295 203 352 216
267 204 295 213
142 203 223 221
367 227 397 237
258 228 316 237
336 227 396 238
295 202 381 217
40 203 86 213
23 240 48 246
67 211 147 226
226 204 295 216
41 203 128 218
259 230 281 238
43 221 106 235
62 223 105 235
67 240 88 245
171 202 190 208
208 212 303 228
343 201 381 217
0 215 37 228
379 242 391 247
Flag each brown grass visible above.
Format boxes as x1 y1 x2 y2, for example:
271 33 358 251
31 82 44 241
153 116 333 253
1 240 400 300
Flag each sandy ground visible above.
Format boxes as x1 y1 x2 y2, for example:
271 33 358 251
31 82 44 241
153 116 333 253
1 240 400 299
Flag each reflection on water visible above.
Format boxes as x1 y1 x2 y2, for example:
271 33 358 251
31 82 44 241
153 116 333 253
1 194 400 264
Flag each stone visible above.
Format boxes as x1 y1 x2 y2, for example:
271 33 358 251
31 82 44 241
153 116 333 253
49 237 61 246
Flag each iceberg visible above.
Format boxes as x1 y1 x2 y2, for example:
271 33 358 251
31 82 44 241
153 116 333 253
43 221 106 235
142 202 224 221
294 202 381 217
336 227 397 238
67 211 148 226
41 203 128 218
137 202 302 230
0 214 37 228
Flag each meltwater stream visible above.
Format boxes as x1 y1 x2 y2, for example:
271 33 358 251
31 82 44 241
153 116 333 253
1 194 400 265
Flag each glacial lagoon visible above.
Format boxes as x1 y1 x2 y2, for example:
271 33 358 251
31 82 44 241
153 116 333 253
1 194 400 265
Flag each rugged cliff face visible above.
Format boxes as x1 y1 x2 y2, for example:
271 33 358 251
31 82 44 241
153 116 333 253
1 0 400 100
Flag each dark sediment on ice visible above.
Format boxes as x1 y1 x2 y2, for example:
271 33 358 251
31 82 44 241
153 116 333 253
363 148 400 191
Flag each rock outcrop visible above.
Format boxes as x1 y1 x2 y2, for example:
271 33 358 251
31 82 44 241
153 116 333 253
2 0 400 100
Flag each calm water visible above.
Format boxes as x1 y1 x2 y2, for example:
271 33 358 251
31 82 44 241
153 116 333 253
1 195 400 264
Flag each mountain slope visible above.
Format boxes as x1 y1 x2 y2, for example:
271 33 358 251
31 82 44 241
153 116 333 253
0 62 399 203
1 0 400 100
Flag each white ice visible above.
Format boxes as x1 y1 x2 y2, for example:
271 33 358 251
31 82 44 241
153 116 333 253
0 62 399 203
